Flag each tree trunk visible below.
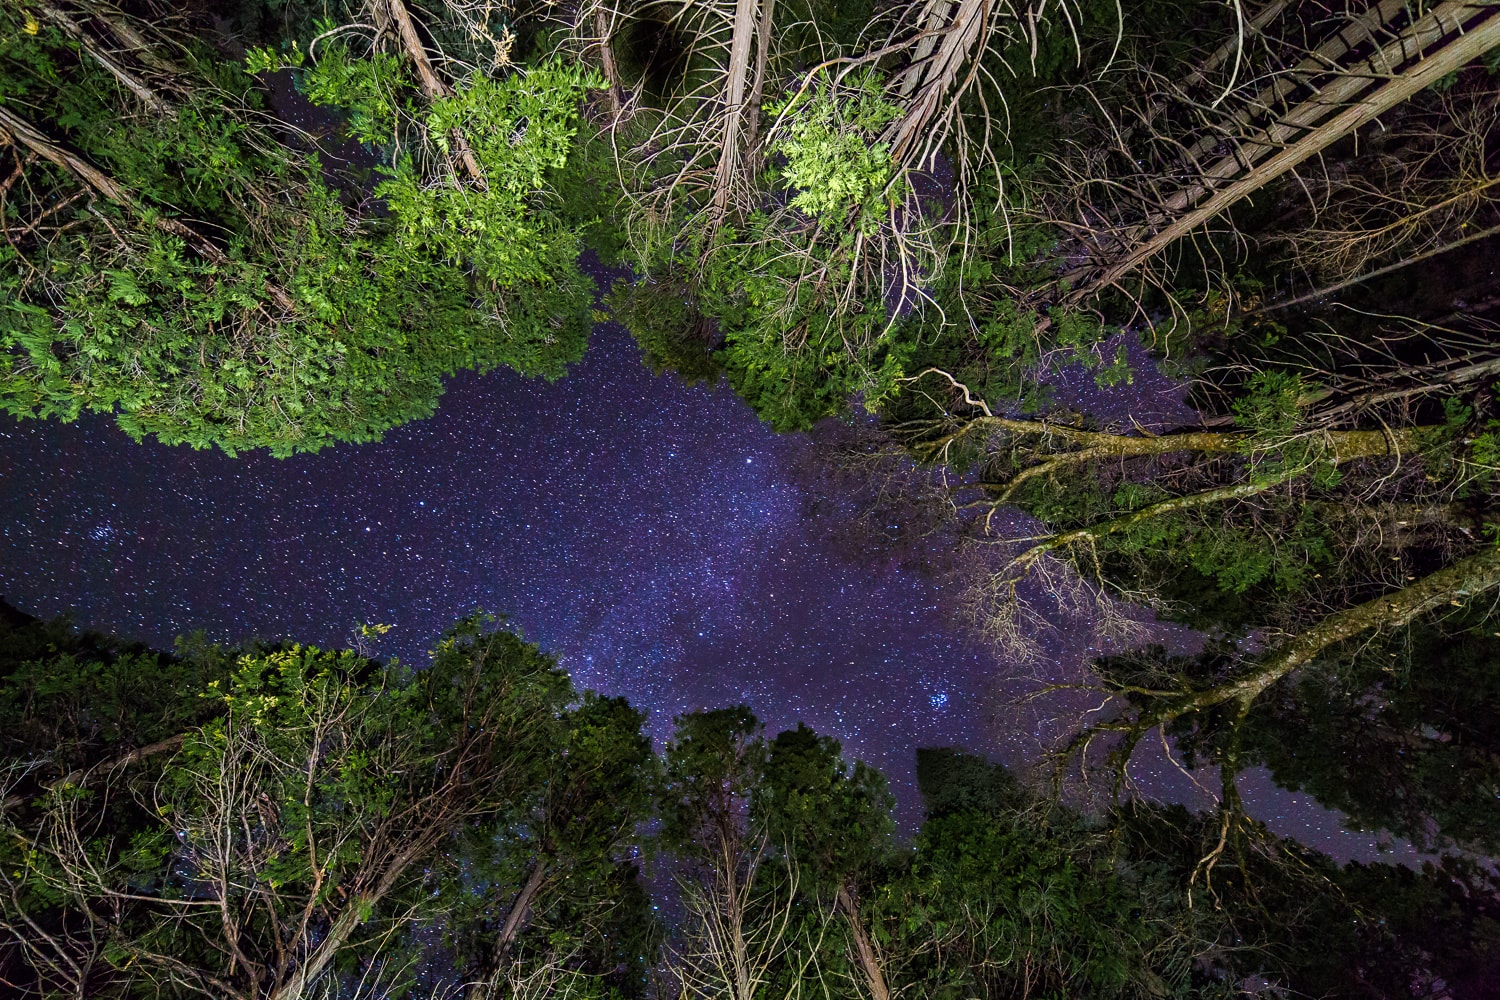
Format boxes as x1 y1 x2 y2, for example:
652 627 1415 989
1064 0 1500 303
72 0 185 76
267 898 370 1000
886 0 989 168
835 885 889 1000
711 0 763 220
1007 424 1431 568
1140 546 1500 729
383 0 487 188
741 0 776 159
1 733 188 814
266 838 429 1000
473 857 548 998
595 7 623 117
1254 218 1500 315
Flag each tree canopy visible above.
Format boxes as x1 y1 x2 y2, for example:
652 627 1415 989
5 0 1500 994
0 0 598 455
4 610 1497 998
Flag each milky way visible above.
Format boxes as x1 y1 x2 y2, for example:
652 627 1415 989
0 314 1427 857
0 319 1016 825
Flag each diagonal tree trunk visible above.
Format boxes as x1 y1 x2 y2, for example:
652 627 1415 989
835 885 889 1000
384 0 488 189
885 0 991 168
1062 0 1500 303
1094 545 1500 743
266 837 432 1000
468 857 549 1000
1201 545 1500 710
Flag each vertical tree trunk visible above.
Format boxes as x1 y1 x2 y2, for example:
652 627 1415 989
595 7 623 117
711 0 764 220
741 0 776 160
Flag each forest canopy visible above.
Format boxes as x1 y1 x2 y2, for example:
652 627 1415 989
3 606 1498 998
4 0 1500 993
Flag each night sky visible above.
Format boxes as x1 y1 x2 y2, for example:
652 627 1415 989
0 308 1423 859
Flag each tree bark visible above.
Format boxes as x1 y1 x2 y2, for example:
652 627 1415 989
1232 546 1500 702
741 0 776 159
711 0 765 220
471 857 548 999
1063 0 1500 303
835 885 889 1000
914 414 1427 473
383 0 487 188
1 733 188 815
1252 218 1500 315
595 7 623 117
1133 546 1500 730
266 838 429 1000
72 0 185 76
1005 425 1430 567
40 2 175 117
886 0 989 167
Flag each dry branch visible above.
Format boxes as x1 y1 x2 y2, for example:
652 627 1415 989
384 0 488 188
0 104 297 312
1059 0 1500 305
40 1 176 117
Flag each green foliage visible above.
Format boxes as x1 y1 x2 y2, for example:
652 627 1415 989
754 723 894 893
1237 616 1500 854
0 612 589 998
375 62 602 289
1231 369 1307 438
0 603 231 775
295 42 397 145
659 706 767 857
9 611 1498 997
768 72 904 231
548 120 630 264
440 690 659 991
686 212 912 430
607 276 725 386
0 12 598 455
874 756 1214 1000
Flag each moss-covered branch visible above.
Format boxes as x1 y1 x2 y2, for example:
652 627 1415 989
1094 545 1500 744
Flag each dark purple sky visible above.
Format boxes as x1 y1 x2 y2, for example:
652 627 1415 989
0 314 1423 859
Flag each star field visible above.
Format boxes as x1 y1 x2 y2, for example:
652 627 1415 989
0 321 1011 826
0 315 1428 856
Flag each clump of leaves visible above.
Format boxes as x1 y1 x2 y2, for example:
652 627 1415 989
767 72 904 232
0 12 601 456
1233 369 1307 439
